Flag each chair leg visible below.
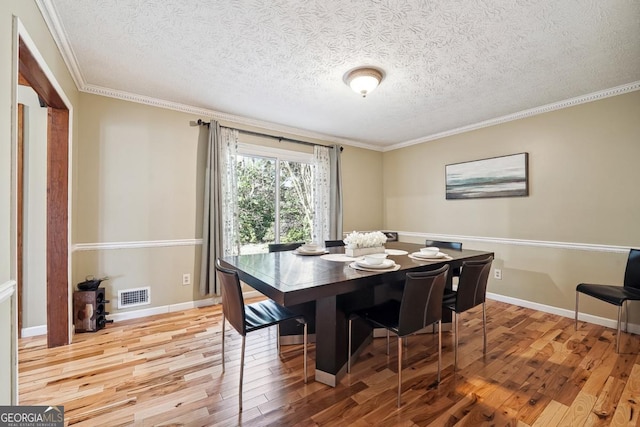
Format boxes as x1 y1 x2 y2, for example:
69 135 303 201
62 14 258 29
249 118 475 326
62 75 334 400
303 321 308 384
347 318 353 373
437 320 441 383
397 336 403 408
277 324 281 356
625 300 629 333
617 305 622 354
482 302 487 355
239 335 246 411
575 291 579 330
454 312 459 371
221 316 226 372
386 330 390 355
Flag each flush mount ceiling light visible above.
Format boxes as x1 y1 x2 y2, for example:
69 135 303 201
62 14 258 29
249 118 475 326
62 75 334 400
344 67 384 97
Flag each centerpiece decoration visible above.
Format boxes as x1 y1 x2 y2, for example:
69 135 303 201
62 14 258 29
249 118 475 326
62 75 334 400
343 231 387 257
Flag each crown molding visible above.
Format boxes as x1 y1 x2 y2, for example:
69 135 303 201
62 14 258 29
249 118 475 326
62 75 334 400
384 81 640 152
35 0 639 153
35 0 378 151
35 0 86 90
81 84 375 150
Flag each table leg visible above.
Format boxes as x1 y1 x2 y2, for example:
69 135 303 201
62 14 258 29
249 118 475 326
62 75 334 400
314 295 342 386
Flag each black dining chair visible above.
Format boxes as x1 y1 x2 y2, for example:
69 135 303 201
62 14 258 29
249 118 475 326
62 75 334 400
215 260 308 411
442 256 493 370
575 248 640 353
348 265 449 407
268 242 304 252
425 239 463 279
425 239 463 251
324 239 345 248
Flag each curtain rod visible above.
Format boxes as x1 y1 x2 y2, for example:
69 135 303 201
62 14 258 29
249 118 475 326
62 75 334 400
196 119 342 151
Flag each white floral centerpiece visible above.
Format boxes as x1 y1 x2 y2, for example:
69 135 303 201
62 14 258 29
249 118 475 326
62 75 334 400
343 231 387 257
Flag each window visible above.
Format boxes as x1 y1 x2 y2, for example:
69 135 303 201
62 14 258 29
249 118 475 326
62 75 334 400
236 143 314 254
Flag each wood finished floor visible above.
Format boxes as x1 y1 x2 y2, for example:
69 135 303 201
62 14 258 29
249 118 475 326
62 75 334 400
18 299 640 426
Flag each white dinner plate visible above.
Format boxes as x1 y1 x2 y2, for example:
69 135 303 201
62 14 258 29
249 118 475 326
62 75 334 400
355 258 396 269
385 249 408 256
294 248 327 256
410 252 448 259
349 261 399 272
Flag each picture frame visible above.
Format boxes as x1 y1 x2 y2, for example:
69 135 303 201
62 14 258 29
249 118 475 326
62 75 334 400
445 153 529 200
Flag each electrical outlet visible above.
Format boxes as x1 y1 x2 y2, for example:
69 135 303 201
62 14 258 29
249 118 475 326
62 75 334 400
494 269 502 280
182 273 191 286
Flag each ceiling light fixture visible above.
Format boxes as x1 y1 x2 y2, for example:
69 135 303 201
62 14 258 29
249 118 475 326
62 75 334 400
344 67 384 97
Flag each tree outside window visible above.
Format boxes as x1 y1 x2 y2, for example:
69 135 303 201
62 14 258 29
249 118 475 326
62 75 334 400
236 146 314 254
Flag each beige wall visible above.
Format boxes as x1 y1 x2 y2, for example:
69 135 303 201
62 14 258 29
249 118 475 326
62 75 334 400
342 146 384 232
73 93 384 314
383 91 640 323
74 93 206 309
1 0 79 404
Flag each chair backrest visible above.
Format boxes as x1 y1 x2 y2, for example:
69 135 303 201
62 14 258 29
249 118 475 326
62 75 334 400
268 242 304 252
425 239 462 251
324 240 345 248
455 256 493 312
397 265 449 337
215 259 247 336
623 249 640 291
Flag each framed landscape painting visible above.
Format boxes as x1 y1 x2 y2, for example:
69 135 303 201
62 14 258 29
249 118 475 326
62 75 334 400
445 153 529 200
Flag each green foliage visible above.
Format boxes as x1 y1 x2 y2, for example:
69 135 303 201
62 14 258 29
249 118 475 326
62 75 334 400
237 156 275 243
236 155 313 248
279 161 313 243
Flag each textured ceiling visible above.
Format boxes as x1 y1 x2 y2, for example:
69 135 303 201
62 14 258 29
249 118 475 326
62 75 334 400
41 0 640 149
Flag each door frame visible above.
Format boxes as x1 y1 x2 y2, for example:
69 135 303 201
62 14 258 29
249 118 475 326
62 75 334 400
11 18 73 350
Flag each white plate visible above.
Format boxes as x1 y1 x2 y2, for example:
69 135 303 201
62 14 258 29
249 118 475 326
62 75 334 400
411 252 448 259
294 248 327 255
385 249 408 256
355 258 396 269
349 261 399 272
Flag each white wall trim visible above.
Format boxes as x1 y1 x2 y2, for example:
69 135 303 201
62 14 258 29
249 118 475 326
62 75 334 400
399 231 632 254
35 0 86 90
22 297 223 337
487 292 640 335
71 233 633 254
21 324 47 338
72 238 203 252
103 297 220 323
243 290 263 300
385 81 640 152
35 0 640 154
0 281 16 304
23 289 631 338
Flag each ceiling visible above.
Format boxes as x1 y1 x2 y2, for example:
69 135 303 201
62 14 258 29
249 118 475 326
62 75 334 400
39 0 640 150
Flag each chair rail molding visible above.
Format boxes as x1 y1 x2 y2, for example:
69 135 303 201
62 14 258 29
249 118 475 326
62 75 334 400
72 238 203 252
398 231 631 254
0 280 16 304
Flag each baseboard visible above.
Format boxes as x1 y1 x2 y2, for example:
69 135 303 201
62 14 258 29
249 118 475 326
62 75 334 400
107 297 220 323
243 290 263 299
23 291 634 338
487 292 640 335
21 324 47 338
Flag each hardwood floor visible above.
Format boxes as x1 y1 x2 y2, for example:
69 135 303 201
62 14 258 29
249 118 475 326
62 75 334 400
18 299 640 426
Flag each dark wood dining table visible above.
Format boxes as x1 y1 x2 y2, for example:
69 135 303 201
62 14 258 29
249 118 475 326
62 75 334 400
220 241 494 387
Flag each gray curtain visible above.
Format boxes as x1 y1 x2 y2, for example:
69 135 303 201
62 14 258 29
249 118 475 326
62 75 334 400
199 121 223 296
329 144 343 239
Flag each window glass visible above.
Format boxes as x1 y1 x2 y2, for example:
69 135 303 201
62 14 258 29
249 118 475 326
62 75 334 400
236 144 314 254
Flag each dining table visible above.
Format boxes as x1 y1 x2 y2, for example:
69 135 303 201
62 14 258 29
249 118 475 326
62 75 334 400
220 241 494 387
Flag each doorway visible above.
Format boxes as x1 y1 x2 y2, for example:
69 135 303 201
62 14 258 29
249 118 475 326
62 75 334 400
15 29 71 348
